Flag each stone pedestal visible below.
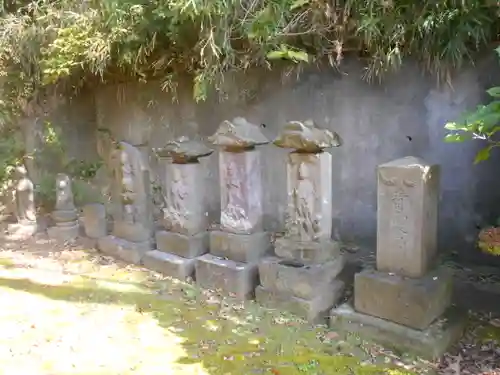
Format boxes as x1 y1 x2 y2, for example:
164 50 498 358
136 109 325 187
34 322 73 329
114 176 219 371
257 238 344 323
143 138 213 280
330 157 465 359
48 174 79 241
47 220 79 241
196 118 271 299
7 221 38 241
256 121 344 322
82 203 107 239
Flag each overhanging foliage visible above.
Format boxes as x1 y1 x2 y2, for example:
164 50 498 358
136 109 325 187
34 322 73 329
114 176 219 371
0 0 498 126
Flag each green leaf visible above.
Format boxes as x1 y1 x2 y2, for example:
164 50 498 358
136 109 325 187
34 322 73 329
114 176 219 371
474 145 493 164
290 0 310 11
487 86 500 98
266 50 287 60
286 50 309 63
444 122 462 131
444 133 469 143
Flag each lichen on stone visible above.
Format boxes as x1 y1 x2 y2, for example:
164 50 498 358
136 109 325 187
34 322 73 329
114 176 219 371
154 136 213 163
209 117 269 149
274 119 342 152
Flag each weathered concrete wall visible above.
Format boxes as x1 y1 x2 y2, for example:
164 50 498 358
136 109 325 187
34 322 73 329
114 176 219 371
91 57 500 265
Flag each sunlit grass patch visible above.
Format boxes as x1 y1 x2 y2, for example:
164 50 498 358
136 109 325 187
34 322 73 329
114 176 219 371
0 248 425 375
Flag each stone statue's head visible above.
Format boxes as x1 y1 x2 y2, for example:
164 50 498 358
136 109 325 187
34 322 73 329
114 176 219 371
56 174 70 191
15 165 28 178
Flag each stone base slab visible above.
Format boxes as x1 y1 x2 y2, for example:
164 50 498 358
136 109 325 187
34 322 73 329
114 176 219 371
354 268 452 330
51 209 77 223
255 281 344 323
97 235 150 264
259 255 345 299
113 221 150 243
142 250 195 280
156 231 208 258
209 230 271 263
330 303 466 360
6 222 38 241
274 237 341 265
47 224 79 241
195 254 258 300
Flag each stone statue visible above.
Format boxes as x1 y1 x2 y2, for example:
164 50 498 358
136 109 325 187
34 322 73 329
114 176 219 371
48 173 79 241
54 173 75 211
209 117 269 233
164 166 189 230
221 158 248 231
14 165 36 224
292 161 319 240
274 120 342 242
255 120 345 321
155 137 214 235
108 140 152 243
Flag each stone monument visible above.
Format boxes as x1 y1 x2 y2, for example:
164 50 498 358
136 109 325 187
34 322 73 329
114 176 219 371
47 173 79 240
196 117 272 299
97 132 153 264
7 165 37 239
255 120 345 323
82 203 107 239
330 156 465 359
142 137 213 280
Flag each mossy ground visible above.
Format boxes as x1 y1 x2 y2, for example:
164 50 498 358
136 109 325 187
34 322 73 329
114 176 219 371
0 240 460 375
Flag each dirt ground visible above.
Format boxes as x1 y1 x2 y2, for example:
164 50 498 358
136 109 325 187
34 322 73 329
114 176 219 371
0 230 498 375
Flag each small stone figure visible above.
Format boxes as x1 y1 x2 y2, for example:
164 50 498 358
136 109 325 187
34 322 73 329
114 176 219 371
48 173 79 241
7 165 38 240
55 173 75 211
14 165 36 225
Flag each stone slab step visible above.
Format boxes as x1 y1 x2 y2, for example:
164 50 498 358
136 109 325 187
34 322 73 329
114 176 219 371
47 224 79 241
354 267 452 330
142 250 196 280
330 303 466 360
255 281 344 324
156 230 208 258
209 230 271 263
97 235 150 264
258 255 345 300
195 254 258 300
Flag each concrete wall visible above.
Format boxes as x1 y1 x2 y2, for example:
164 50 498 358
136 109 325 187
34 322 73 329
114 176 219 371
90 57 500 266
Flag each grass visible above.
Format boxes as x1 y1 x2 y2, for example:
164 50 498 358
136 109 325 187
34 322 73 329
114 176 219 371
0 246 431 375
